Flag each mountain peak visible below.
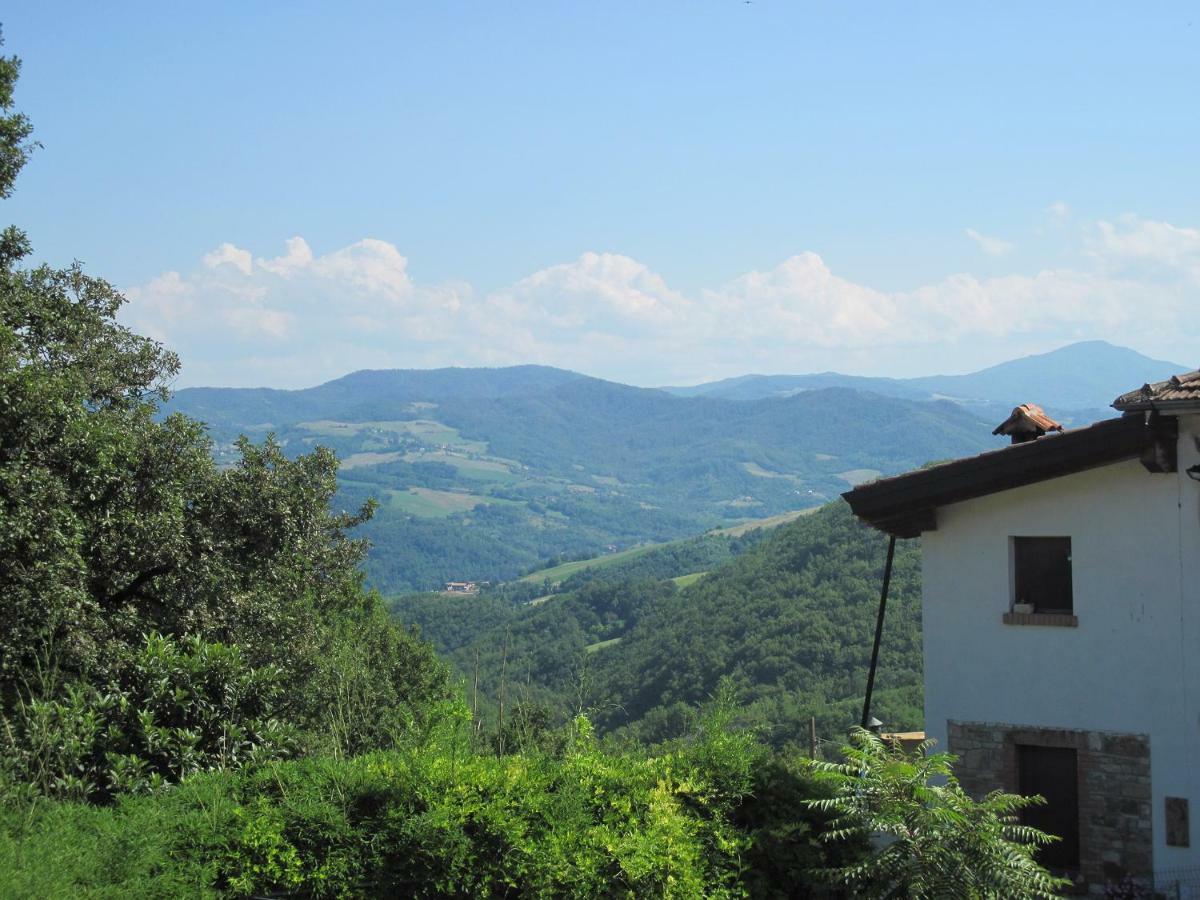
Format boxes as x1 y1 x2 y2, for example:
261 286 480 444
664 342 1189 410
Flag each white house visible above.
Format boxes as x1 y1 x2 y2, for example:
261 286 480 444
844 369 1200 892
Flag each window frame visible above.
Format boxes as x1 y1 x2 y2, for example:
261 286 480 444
1009 535 1074 617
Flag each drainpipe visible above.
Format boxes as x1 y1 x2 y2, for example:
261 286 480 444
861 534 897 729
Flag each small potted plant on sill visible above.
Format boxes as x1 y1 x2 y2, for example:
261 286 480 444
1013 598 1036 615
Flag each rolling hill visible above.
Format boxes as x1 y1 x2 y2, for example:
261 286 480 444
164 369 994 592
391 501 922 749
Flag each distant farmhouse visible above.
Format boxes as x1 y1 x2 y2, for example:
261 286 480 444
443 581 480 595
845 369 1200 891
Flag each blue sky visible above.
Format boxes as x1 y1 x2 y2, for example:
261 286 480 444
3 3 1199 387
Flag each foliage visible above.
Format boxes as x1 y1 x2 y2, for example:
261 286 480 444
553 527 770 592
303 600 450 759
0 697 844 899
592 502 922 746
3 704 1071 899
396 501 923 750
807 728 1069 899
0 32 35 268
0 43 450 802
386 525 771 648
1 633 293 804
733 753 870 899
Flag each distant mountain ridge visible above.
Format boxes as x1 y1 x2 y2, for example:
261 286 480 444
162 340 1185 592
663 341 1189 412
169 365 587 426
165 366 994 592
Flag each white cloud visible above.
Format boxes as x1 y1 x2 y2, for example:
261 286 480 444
704 252 896 348
313 239 421 304
257 236 314 276
202 242 253 275
123 237 467 366
1047 201 1071 221
224 306 293 340
120 216 1200 388
965 227 1014 257
491 252 690 330
1092 215 1200 282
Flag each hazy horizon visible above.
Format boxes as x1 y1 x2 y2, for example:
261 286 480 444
164 339 1190 395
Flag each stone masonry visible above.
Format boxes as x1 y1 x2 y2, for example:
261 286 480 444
948 720 1152 894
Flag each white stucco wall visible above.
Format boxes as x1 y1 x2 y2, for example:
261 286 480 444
922 414 1200 872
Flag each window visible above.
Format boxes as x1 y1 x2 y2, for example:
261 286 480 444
1012 536 1073 614
1018 744 1080 871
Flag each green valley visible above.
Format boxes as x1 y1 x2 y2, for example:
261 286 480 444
165 368 995 592
390 501 922 750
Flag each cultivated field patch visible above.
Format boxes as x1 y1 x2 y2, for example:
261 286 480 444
385 487 489 518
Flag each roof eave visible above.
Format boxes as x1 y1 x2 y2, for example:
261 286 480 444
843 414 1177 538
1112 400 1200 415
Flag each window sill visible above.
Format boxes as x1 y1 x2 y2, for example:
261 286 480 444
1002 611 1078 627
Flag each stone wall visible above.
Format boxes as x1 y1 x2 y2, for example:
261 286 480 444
948 720 1152 894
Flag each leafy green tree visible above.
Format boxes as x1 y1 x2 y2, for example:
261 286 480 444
0 33 34 268
0 36 449 799
807 728 1069 899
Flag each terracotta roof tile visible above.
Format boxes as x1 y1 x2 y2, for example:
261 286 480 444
992 403 1063 439
1113 369 1200 411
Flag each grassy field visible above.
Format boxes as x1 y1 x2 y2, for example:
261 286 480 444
520 507 818 584
518 543 663 584
402 450 519 483
299 418 489 454
384 487 490 518
340 451 405 470
585 636 623 654
741 462 801 482
671 571 708 588
713 508 814 537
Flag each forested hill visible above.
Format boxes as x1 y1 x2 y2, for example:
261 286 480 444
165 365 992 479
167 365 585 425
165 367 990 592
391 501 922 748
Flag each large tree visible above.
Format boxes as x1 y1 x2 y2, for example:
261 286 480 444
0 35 448 799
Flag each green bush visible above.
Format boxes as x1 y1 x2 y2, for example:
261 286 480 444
208 704 758 898
1 632 293 803
0 778 227 898
1 700 841 899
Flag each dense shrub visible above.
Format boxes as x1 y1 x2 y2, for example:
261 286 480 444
1 633 294 804
0 702 814 898
3 715 1071 898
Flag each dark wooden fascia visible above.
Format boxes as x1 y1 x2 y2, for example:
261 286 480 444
843 414 1177 537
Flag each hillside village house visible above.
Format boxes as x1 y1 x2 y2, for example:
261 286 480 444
844 369 1200 891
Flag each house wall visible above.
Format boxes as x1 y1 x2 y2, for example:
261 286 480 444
921 414 1200 878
